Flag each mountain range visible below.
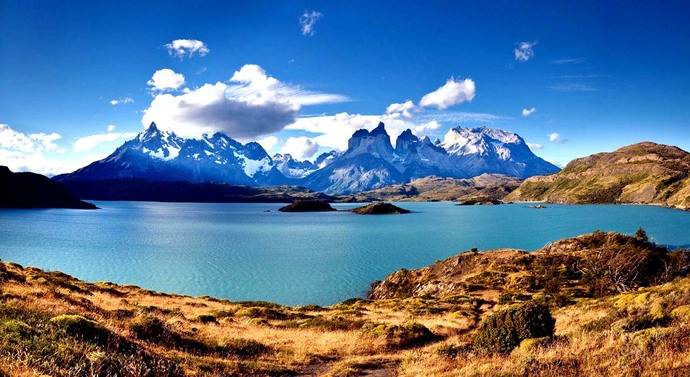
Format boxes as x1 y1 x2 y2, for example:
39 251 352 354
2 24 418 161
56 122 559 195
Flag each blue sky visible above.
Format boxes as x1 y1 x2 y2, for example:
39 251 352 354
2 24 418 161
1 0 689 174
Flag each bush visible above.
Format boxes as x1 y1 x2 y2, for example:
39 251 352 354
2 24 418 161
473 301 555 354
363 322 437 349
49 314 112 346
129 315 170 342
220 338 270 358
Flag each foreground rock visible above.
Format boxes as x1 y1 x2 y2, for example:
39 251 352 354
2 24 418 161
506 142 690 210
352 202 410 214
279 199 336 212
0 166 97 209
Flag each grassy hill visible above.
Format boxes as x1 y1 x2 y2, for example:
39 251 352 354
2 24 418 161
505 142 690 210
1 231 689 376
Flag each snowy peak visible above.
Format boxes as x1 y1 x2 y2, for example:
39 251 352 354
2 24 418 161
272 153 317 179
440 127 525 159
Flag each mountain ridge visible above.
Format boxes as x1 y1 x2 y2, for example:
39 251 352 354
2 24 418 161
56 122 560 195
505 141 690 210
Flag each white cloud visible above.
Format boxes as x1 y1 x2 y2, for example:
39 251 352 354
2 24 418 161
0 124 61 153
281 137 319 160
109 97 134 106
142 64 348 138
386 100 416 119
527 142 543 150
73 125 136 153
514 41 537 62
522 107 536 117
419 78 476 110
147 68 185 91
257 135 279 154
548 132 568 143
549 83 597 92
550 57 586 65
300 10 322 36
165 39 210 59
0 123 71 175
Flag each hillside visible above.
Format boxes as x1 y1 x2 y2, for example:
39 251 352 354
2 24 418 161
347 174 521 202
1 231 690 376
506 142 690 210
0 166 96 209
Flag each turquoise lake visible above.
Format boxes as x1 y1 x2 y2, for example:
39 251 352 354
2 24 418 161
2 202 690 305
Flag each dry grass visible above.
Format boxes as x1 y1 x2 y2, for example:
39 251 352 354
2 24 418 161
1 231 689 376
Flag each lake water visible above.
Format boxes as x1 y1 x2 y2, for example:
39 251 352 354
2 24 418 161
2 202 690 305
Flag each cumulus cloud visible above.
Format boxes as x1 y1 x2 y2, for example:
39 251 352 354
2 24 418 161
300 10 322 36
527 142 543 150
109 97 134 106
0 124 61 153
147 68 185 91
549 132 568 143
73 125 136 153
257 135 279 154
142 64 348 138
281 137 319 160
386 100 416 119
0 123 70 175
419 78 476 110
522 107 536 117
287 112 442 152
165 39 210 59
514 41 537 62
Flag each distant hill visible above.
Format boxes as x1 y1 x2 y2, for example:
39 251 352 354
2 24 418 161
346 174 521 202
0 166 96 209
505 142 690 210
60 179 333 203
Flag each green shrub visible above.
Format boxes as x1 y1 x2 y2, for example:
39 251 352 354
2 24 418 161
129 315 170 342
363 322 437 349
473 301 555 354
49 314 112 346
219 338 270 358
196 314 218 324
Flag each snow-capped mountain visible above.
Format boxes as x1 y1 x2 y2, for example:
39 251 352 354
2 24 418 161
301 123 559 194
55 122 289 186
56 121 559 195
440 127 560 178
272 153 318 179
300 123 406 194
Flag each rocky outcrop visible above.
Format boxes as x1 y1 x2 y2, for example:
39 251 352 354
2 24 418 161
352 202 410 215
279 200 336 212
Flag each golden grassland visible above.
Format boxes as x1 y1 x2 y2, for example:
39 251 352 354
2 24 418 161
1 231 690 376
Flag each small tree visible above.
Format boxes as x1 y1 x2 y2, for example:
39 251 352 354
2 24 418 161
635 228 649 242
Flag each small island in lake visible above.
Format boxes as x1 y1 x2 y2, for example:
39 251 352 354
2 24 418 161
278 199 336 212
352 202 410 214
